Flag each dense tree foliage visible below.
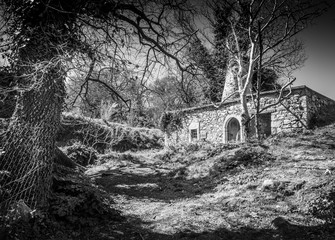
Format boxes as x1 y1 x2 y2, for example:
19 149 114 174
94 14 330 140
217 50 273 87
147 74 203 126
187 38 224 103
251 68 281 92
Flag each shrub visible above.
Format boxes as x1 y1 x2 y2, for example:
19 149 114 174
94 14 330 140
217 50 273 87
308 190 335 223
212 146 274 173
63 143 98 166
49 165 122 226
58 113 164 153
159 111 183 133
1 165 123 240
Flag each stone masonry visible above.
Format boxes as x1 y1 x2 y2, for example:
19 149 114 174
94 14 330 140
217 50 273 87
165 86 335 146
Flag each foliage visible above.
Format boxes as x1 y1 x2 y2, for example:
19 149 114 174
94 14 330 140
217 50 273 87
251 68 281 92
62 143 98 167
49 165 122 235
67 70 153 127
148 75 203 125
308 104 335 129
50 171 115 225
187 38 225 102
159 111 184 134
189 0 329 140
0 164 122 240
150 77 185 110
182 143 201 152
308 188 335 223
58 112 164 153
0 0 196 214
212 145 275 173
99 100 118 121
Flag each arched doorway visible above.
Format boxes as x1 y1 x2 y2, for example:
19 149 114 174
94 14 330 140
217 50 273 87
227 117 241 142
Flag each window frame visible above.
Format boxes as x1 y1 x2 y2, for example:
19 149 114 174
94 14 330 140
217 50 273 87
189 120 200 142
190 128 198 141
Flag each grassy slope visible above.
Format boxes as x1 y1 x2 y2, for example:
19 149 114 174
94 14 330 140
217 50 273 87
91 124 335 239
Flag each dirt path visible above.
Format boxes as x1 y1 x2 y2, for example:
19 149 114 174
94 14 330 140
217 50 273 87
87 139 335 240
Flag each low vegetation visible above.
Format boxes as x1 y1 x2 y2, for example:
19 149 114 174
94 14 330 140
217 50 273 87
3 120 335 239
58 112 164 153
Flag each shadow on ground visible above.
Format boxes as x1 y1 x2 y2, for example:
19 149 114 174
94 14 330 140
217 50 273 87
91 141 335 240
95 149 269 201
95 168 220 201
94 169 335 240
83 215 335 240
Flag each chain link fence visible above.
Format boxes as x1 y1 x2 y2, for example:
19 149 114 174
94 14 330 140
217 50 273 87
0 112 163 215
0 122 53 214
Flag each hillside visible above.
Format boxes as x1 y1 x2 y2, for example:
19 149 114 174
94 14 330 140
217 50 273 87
86 124 335 239
2 117 335 239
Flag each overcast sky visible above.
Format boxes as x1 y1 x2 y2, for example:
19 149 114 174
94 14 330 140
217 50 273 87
293 3 335 99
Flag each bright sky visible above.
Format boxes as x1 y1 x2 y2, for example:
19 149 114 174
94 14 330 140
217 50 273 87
1 2 334 101
293 3 335 99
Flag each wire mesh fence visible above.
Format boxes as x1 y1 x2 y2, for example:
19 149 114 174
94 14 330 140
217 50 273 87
0 112 163 216
0 122 53 214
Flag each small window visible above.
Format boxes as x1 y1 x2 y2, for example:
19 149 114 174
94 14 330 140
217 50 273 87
190 129 198 141
189 120 200 142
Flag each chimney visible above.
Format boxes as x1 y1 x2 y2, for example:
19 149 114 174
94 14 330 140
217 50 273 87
221 65 239 101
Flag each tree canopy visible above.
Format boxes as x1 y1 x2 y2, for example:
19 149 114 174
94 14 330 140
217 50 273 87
0 0 196 210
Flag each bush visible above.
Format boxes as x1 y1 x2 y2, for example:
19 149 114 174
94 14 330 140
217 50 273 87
213 146 274 172
308 189 335 223
159 111 183 133
1 165 123 240
51 178 113 224
63 143 98 166
58 113 164 153
183 143 200 152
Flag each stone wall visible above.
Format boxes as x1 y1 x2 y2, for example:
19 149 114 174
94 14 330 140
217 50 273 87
305 88 335 128
260 88 308 134
165 86 327 146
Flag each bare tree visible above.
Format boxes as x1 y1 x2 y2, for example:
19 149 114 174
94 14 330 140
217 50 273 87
199 0 329 141
0 0 195 209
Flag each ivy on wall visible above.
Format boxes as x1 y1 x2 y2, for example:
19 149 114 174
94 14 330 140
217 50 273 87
159 111 184 134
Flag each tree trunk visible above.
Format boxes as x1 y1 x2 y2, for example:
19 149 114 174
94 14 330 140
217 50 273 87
240 92 250 142
239 46 256 143
0 61 65 210
255 21 263 141
0 0 76 211
54 147 87 171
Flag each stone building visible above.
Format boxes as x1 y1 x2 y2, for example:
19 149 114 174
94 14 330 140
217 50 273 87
165 83 335 145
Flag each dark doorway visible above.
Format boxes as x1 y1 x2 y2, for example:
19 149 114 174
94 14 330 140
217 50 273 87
227 117 241 142
250 113 272 138
259 113 272 137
